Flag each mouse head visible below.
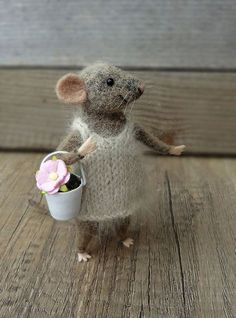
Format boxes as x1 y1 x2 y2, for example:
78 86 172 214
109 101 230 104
56 63 144 114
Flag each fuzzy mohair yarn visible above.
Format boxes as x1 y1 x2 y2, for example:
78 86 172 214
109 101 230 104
78 63 142 115
55 63 185 257
72 117 145 222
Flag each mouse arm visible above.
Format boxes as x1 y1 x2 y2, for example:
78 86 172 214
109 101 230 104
57 132 97 165
57 131 82 151
56 131 83 165
55 127 96 167
133 124 185 155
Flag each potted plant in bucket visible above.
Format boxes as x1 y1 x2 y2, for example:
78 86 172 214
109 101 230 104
35 137 96 221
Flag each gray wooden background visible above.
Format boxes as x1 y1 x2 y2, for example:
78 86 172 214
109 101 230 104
0 0 236 154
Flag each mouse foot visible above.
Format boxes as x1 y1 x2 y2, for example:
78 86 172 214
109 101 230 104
122 237 134 248
78 252 92 262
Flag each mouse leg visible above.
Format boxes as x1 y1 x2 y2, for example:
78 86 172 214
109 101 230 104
76 220 98 262
116 216 134 248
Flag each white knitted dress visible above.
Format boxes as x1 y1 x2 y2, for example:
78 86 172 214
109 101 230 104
72 117 145 222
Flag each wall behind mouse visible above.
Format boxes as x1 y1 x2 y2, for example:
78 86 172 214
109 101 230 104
0 0 236 154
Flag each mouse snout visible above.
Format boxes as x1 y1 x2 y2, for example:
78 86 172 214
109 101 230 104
138 83 145 96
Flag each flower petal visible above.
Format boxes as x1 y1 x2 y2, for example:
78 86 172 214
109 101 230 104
47 185 60 194
57 160 68 178
36 181 43 190
36 169 49 186
40 160 58 173
41 180 59 192
61 172 70 185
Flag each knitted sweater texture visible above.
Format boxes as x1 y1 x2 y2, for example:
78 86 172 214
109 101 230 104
72 117 145 221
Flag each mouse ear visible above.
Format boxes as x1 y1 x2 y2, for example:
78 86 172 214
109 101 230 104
56 73 87 104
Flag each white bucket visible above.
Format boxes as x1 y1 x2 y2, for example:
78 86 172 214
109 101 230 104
41 151 86 221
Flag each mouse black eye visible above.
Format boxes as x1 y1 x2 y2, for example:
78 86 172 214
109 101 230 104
107 78 114 86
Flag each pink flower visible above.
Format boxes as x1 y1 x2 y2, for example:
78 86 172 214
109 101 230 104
36 159 70 194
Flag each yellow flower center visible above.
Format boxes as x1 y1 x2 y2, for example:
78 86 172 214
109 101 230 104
49 171 58 181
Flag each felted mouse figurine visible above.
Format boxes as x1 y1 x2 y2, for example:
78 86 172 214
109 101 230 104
56 63 185 262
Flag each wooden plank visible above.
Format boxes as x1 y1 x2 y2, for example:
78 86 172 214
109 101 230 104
0 0 236 68
0 153 42 253
0 153 184 317
1 69 236 154
0 153 235 317
164 157 236 317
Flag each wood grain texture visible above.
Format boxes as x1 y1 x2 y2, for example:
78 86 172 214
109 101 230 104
1 69 236 154
0 153 235 317
0 0 236 68
164 157 236 318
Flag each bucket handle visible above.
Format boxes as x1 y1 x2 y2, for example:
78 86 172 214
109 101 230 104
41 151 86 186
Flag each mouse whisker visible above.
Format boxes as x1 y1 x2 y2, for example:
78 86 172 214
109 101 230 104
124 94 136 116
117 89 130 110
129 100 135 115
119 93 129 109
127 99 136 117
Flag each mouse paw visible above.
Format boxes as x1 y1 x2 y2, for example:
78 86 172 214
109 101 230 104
78 252 92 262
122 237 134 248
169 145 186 156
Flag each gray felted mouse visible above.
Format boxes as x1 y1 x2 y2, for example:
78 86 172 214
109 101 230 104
56 63 185 262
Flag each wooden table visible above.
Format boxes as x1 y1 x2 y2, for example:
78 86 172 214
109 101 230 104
0 153 235 318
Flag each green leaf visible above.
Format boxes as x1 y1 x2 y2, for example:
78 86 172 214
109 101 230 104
41 191 46 195
60 184 68 192
52 155 58 161
67 165 73 173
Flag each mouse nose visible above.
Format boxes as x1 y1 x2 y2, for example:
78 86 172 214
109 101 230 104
138 83 145 95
